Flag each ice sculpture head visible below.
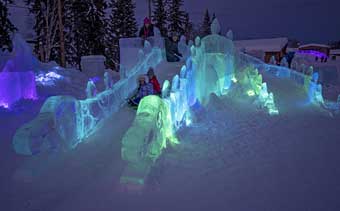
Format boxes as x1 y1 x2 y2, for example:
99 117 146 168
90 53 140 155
270 56 276 65
162 80 170 98
195 37 201 47
171 75 180 92
312 72 319 83
86 80 97 98
226 29 233 40
180 66 187 78
211 18 221 35
104 72 113 90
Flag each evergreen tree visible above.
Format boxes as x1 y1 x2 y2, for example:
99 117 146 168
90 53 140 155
201 9 211 37
123 0 138 37
167 0 186 35
65 0 106 68
64 0 77 66
106 0 137 70
26 0 59 62
152 0 167 36
183 12 194 41
0 0 16 51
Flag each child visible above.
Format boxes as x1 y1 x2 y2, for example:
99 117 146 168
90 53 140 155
128 75 154 106
147 67 161 95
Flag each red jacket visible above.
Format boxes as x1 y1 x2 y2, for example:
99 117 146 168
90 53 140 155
149 76 161 94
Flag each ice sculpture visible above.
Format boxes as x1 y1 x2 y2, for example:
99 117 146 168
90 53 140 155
104 72 113 90
86 80 97 98
180 65 187 78
188 40 194 48
270 56 276 65
178 35 189 61
121 95 178 185
280 57 289 67
0 34 38 108
185 58 196 106
13 43 164 155
171 75 180 92
35 71 64 86
161 80 171 98
226 29 234 40
13 96 79 155
291 59 298 70
195 36 201 47
143 40 152 54
193 18 235 105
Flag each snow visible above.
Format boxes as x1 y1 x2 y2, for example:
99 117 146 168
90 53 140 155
2 59 340 211
234 37 288 52
1 31 340 211
299 43 331 49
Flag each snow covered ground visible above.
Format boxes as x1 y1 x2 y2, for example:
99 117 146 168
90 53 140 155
1 61 340 211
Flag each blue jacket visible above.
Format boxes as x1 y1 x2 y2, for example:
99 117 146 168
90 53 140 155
136 83 154 99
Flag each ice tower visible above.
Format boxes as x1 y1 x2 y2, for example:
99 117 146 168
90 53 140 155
0 34 38 108
193 18 235 105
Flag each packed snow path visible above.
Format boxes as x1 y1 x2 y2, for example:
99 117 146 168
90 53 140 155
2 61 340 211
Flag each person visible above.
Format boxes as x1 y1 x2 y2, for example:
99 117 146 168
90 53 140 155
139 17 154 39
128 75 154 106
147 67 161 95
165 32 182 62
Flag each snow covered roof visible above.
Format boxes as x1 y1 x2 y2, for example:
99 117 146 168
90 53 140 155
330 49 340 55
299 43 331 49
234 37 288 52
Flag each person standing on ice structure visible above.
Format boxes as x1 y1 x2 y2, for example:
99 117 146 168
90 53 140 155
165 32 183 62
128 75 154 106
139 17 154 46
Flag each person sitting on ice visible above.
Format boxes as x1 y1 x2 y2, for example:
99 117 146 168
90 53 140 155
165 32 183 62
147 67 161 95
139 17 154 39
128 75 154 106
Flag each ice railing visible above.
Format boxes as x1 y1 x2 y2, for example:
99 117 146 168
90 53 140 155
12 43 163 155
240 53 340 112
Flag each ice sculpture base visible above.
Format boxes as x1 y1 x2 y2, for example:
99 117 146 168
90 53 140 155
0 71 37 108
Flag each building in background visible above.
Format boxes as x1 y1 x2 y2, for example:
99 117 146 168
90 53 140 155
234 37 288 64
330 49 340 61
298 43 331 62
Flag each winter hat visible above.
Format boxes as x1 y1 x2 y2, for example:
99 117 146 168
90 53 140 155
138 75 146 82
147 67 155 77
144 17 151 24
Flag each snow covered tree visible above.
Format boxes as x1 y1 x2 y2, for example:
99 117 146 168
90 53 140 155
0 0 16 51
64 0 106 68
201 9 211 37
167 0 186 35
152 0 167 36
106 0 137 70
26 0 67 65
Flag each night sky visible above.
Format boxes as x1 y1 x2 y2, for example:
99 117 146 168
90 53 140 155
136 0 340 43
9 0 340 44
